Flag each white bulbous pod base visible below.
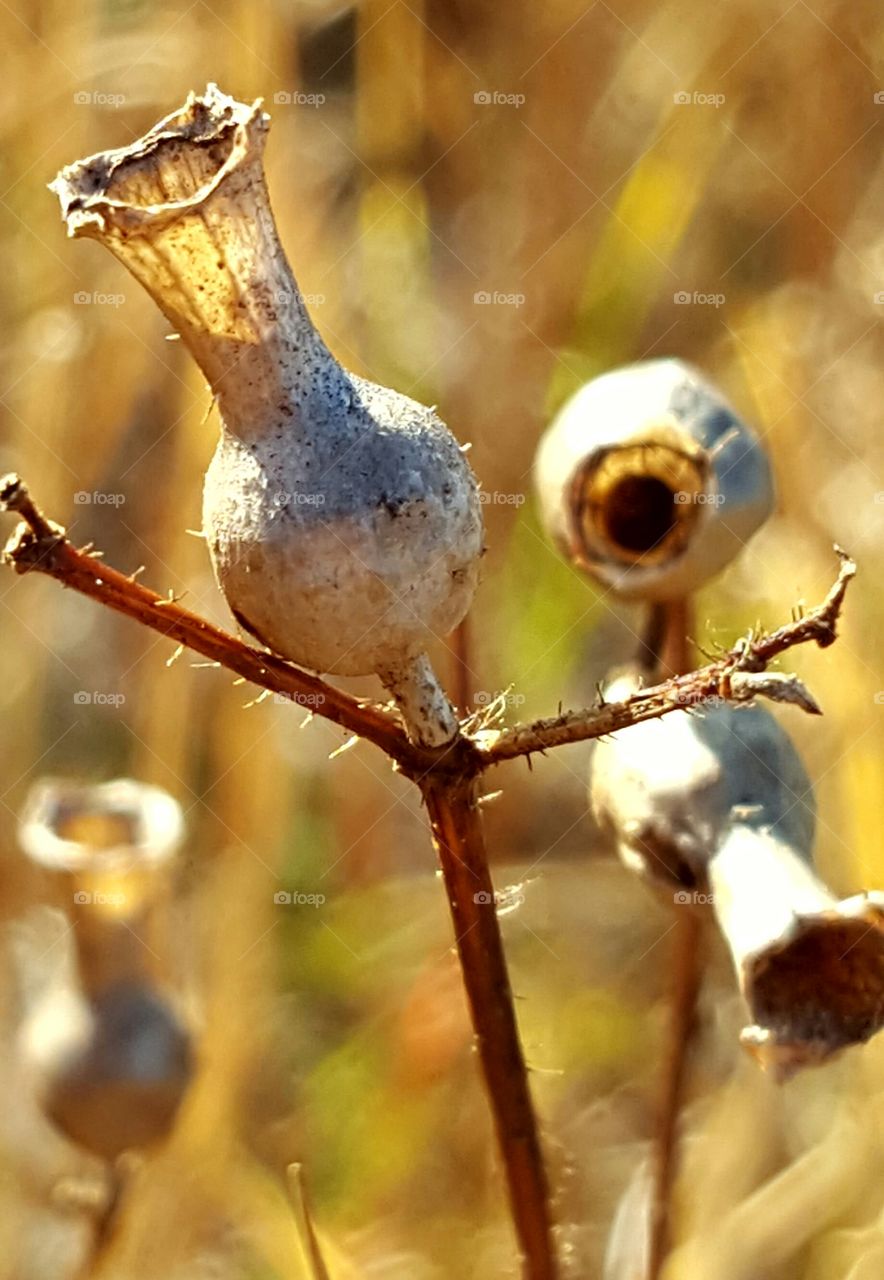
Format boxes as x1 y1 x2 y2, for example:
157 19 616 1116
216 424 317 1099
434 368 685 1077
51 85 482 748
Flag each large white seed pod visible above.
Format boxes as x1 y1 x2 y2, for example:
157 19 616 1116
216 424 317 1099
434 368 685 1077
535 359 774 599
50 86 483 746
590 685 884 1077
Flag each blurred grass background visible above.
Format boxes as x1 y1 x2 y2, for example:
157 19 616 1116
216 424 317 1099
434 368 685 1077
1 0 884 1276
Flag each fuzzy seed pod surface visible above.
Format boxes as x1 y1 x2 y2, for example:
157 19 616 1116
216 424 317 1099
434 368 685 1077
535 359 774 599
51 86 483 744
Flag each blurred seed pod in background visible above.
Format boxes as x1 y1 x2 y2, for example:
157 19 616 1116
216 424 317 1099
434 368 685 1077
589 684 884 1078
17 779 193 1161
23 979 193 1162
19 777 183 878
534 359 774 599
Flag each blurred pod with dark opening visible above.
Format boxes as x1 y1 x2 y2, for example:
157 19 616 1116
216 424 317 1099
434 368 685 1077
18 779 193 1161
590 684 884 1078
534 359 774 599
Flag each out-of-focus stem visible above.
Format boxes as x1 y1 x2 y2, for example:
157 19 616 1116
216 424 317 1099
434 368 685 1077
648 599 703 1280
73 1165 125 1280
422 774 558 1280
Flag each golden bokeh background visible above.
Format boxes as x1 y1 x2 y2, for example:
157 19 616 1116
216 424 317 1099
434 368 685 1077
1 1 884 1276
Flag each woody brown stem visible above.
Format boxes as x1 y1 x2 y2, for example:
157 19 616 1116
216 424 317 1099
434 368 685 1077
1 478 854 1280
422 774 557 1280
1 476 850 779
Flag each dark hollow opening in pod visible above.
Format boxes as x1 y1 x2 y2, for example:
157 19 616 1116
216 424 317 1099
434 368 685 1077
576 438 708 568
602 474 678 555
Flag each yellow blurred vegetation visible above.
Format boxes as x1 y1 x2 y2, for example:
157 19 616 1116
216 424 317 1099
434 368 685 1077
1 0 884 1276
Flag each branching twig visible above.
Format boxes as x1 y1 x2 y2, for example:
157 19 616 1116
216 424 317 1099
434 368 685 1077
0 474 411 765
0 477 856 1280
482 549 854 765
1 472 559 1277
1 478 854 778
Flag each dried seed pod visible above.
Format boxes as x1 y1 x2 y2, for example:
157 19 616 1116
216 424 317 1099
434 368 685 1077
20 777 183 876
709 830 884 1079
23 979 192 1161
590 676 815 889
534 359 774 599
19 779 193 1158
590 686 884 1077
50 86 483 746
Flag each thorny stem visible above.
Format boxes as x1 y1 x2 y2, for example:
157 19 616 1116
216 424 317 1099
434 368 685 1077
0 477 853 778
485 548 854 765
0 477 855 1280
0 474 409 763
422 774 557 1280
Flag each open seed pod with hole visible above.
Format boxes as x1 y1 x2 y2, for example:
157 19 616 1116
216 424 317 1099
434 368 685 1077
534 359 774 599
590 680 884 1078
18 779 193 1159
50 85 483 747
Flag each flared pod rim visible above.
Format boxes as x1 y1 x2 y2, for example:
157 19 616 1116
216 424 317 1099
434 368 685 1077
19 777 184 872
535 358 775 599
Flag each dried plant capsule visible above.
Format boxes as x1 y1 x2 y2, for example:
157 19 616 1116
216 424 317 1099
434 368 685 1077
18 779 193 1157
535 359 774 599
590 686 884 1077
20 777 183 875
590 677 814 889
23 980 192 1161
50 86 483 746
